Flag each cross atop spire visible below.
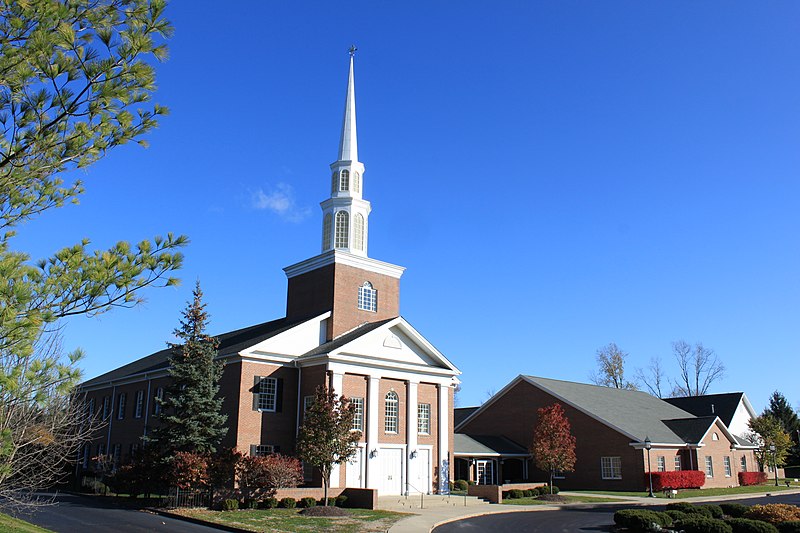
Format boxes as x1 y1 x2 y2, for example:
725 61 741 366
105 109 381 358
348 44 357 57
337 47 358 162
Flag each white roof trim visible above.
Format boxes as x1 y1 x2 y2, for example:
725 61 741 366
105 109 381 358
283 250 406 279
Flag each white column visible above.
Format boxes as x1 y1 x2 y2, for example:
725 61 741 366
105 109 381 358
438 384 450 494
329 372 345 488
406 381 418 495
366 376 380 489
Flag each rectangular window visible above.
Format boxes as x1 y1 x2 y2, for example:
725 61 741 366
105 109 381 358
134 390 144 418
304 395 314 414
88 398 95 417
117 393 126 420
253 444 274 457
97 443 105 457
657 456 665 472
351 397 364 431
553 469 565 479
705 456 714 477
740 456 747 472
302 461 314 482
154 387 164 415
102 396 110 419
724 456 732 477
129 443 139 459
82 445 90 468
257 377 278 411
674 455 682 471
112 443 121 464
357 283 377 312
601 456 622 480
385 393 399 433
418 403 431 435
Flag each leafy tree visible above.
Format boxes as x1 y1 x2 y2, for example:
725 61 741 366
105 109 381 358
531 403 577 494
747 415 792 471
296 386 360 505
590 342 638 390
236 454 302 501
763 391 800 465
154 282 227 457
670 340 724 397
0 0 184 506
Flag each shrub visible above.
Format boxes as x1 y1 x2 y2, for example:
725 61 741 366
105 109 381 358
170 451 210 490
702 505 724 519
467 480 476 485
501 490 511 499
649 470 706 490
335 494 348 507
222 499 239 511
236 454 303 501
666 510 689 522
261 497 278 509
675 516 733 533
551 485 560 495
721 503 751 518
668 502 698 513
244 498 259 509
280 497 296 509
777 522 800 533
745 505 800 525
509 489 524 499
301 496 317 508
739 472 769 486
614 509 672 531
727 518 779 533
454 479 469 491
319 497 336 507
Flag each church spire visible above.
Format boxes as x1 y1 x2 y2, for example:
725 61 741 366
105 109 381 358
337 46 358 162
320 47 371 257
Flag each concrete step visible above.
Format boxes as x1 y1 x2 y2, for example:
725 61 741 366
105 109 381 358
377 494 492 511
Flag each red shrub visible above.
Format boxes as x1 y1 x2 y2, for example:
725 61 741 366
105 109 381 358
739 471 768 486
646 470 706 490
236 454 303 500
170 451 210 490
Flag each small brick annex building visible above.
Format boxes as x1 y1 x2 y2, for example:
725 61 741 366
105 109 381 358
78 52 461 496
455 376 759 491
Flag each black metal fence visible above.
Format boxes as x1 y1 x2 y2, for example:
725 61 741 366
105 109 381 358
167 487 212 508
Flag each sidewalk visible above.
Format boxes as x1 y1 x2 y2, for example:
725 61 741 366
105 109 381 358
386 488 800 533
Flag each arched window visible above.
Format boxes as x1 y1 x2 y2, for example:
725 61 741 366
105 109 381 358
384 391 398 433
331 171 338 194
358 281 377 312
322 213 332 250
335 211 349 248
353 213 364 251
340 169 350 191
353 171 361 193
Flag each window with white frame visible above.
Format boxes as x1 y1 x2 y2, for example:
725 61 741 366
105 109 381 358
712 432 719 441
351 397 364 431
322 213 332 250
740 456 747 472
129 443 139 459
253 444 274 457
331 171 338 194
102 396 110 419
340 169 350 191
674 455 682 471
154 387 164 415
88 397 95 417
601 456 622 479
418 403 431 434
117 393 126 420
112 443 121 464
705 456 714 477
353 213 365 251
724 456 732 477
358 282 377 312
353 171 361 193
302 461 313 482
335 211 349 248
257 377 278 411
657 456 665 472
82 445 90 468
385 391 398 433
304 395 314 414
553 469 565 479
134 390 144 418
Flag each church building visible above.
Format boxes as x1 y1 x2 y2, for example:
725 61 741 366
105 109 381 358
79 51 461 496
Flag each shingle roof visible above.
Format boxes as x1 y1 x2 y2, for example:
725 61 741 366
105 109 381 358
663 393 745 427
80 316 301 388
522 376 702 444
662 416 717 443
454 407 480 428
454 434 529 457
300 317 396 358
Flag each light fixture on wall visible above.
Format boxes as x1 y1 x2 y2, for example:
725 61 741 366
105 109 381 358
410 450 418 459
370 448 379 459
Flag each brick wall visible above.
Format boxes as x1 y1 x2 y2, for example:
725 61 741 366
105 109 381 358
330 263 400 338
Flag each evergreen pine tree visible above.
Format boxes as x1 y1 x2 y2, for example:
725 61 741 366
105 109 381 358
154 282 227 456
763 391 800 465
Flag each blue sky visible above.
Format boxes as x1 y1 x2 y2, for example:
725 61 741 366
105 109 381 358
17 1 800 413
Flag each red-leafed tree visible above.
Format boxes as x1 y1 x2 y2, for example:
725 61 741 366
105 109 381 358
531 403 577 494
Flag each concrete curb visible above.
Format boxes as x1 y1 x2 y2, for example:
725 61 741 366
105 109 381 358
146 508 253 533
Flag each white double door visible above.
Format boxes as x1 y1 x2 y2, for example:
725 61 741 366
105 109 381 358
410 448 431 494
377 448 403 495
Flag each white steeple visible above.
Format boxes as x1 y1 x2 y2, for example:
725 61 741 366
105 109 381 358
321 46 371 257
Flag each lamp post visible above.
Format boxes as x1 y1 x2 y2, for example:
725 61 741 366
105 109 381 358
770 444 778 487
644 436 654 497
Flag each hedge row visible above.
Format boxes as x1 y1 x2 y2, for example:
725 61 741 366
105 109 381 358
614 502 800 533
739 472 769 486
646 470 706 490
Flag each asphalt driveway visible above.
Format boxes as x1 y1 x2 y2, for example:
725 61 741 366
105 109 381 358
11 492 224 533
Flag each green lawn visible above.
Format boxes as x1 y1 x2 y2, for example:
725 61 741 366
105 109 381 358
0 513 52 533
573 483 796 499
175 508 409 533
503 495 623 505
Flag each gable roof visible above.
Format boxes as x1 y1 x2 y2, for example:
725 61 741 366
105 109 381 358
663 393 748 426
454 434 529 457
79 316 302 388
300 318 396 358
454 407 480 427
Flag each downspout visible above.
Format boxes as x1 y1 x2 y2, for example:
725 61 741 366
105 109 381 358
294 359 302 437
